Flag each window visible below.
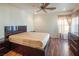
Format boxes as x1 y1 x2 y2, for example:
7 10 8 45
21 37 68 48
58 15 72 39
71 16 78 35
58 16 69 34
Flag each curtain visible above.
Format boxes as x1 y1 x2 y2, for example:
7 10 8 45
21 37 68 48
66 15 72 31
71 12 79 35
58 15 72 39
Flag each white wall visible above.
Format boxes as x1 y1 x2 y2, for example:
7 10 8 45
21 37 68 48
0 4 34 40
0 4 62 40
33 13 58 38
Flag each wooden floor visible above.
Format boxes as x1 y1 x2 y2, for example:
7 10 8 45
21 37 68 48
46 38 73 56
4 38 73 56
4 51 22 56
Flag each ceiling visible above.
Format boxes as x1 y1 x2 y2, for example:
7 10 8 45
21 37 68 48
9 3 79 14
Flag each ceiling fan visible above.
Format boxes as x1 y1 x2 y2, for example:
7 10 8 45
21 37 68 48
36 3 56 13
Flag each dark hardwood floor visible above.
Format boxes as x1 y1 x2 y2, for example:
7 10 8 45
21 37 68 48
3 38 73 56
46 38 73 56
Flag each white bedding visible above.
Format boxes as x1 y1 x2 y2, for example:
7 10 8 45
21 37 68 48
9 32 50 50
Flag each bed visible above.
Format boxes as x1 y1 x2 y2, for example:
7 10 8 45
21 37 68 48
9 32 49 50
4 26 50 56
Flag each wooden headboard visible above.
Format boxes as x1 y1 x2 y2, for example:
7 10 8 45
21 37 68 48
4 26 27 40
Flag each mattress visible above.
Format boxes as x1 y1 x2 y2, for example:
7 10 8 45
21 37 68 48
9 32 50 50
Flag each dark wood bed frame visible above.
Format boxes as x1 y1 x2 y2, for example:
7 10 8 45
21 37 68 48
4 26 49 56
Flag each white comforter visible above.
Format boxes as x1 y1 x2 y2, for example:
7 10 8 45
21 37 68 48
9 32 50 50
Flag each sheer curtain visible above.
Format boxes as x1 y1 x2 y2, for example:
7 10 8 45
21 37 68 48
58 15 72 39
71 15 78 36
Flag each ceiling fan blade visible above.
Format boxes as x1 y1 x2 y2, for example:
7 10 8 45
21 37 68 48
41 3 44 6
44 3 49 8
46 7 56 10
43 9 47 13
36 9 42 12
41 3 49 8
41 3 45 8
